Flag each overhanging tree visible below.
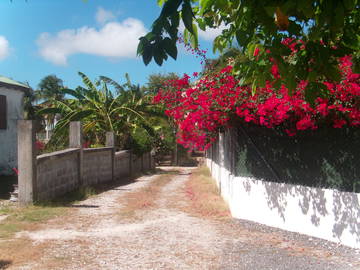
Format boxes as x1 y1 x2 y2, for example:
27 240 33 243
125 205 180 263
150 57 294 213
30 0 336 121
137 0 359 102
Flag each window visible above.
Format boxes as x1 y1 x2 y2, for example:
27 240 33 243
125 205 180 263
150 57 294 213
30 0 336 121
0 95 7 129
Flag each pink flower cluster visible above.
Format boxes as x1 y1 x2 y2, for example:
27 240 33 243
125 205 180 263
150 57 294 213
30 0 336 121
155 47 359 150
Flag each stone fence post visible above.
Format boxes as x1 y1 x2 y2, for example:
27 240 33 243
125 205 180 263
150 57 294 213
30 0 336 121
18 120 37 205
69 121 83 186
106 131 115 181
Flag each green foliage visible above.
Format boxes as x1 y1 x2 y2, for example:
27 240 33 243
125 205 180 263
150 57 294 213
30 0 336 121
37 73 166 154
141 72 179 95
138 0 360 100
36 74 64 102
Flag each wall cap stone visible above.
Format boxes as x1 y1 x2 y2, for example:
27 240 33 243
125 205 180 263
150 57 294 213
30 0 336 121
83 147 113 153
37 148 80 161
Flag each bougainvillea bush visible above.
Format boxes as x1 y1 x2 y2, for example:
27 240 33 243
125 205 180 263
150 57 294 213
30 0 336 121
154 42 359 151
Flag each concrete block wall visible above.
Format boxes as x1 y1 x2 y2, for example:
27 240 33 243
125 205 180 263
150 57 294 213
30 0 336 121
18 121 156 204
36 149 80 201
114 150 131 179
131 154 143 175
142 152 150 171
83 147 113 185
206 131 360 249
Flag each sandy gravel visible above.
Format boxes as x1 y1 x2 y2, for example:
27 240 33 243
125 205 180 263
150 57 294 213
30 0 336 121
8 167 360 270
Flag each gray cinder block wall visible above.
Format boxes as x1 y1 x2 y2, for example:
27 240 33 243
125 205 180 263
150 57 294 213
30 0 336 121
18 121 155 204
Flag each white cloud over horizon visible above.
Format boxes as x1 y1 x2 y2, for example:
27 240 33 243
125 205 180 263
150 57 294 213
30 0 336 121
198 24 227 41
179 22 228 42
37 18 147 66
95 7 116 25
0 36 10 60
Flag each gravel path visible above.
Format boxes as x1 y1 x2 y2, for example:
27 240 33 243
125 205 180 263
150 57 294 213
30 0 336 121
9 167 360 270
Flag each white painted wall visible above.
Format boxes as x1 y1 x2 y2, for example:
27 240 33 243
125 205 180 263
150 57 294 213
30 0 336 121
0 87 24 175
206 156 360 249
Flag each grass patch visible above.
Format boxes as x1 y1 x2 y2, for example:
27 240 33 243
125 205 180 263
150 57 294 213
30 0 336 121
183 166 230 219
118 172 177 220
0 204 66 239
0 186 96 240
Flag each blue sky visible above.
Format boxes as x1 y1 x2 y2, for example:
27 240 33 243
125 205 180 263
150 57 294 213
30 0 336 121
0 0 222 90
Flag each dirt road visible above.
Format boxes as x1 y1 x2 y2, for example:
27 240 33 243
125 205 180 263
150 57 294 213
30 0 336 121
5 167 359 270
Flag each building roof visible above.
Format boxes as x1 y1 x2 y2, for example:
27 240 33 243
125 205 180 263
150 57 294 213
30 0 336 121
0 75 30 92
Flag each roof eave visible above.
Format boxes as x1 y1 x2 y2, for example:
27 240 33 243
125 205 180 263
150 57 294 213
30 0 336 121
0 81 30 93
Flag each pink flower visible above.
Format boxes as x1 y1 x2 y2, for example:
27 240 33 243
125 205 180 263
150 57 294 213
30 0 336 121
253 47 260 57
13 167 19 176
285 129 296 136
333 119 347 128
296 117 315 130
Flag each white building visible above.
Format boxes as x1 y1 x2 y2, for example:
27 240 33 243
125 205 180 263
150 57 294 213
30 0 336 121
0 76 29 175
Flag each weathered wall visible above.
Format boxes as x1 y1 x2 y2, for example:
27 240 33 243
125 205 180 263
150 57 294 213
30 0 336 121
18 120 155 204
34 148 154 202
0 88 24 175
36 148 80 201
114 150 130 179
131 154 143 175
206 131 360 249
142 152 150 171
83 147 113 186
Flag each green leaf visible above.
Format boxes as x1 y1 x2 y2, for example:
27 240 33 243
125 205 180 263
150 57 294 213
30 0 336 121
137 38 145 55
256 73 266 88
142 44 153 66
284 73 296 95
69 110 94 121
264 6 276 17
200 0 214 14
78 72 97 92
236 30 251 50
324 65 342 82
197 18 206 31
160 0 183 17
61 88 84 100
37 107 63 115
189 23 199 48
333 4 345 31
145 32 156 42
153 42 164 66
157 0 166 7
251 80 257 96
305 82 328 106
343 0 356 10
163 37 177 60
182 0 194 34
287 21 302 36
300 1 314 18
307 70 317 82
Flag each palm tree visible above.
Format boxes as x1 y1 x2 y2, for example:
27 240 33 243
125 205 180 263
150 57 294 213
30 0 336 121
36 75 64 102
34 75 66 140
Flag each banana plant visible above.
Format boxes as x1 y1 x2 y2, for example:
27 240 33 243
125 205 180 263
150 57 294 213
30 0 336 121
37 72 163 151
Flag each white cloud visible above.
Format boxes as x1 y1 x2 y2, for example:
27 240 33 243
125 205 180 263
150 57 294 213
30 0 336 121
179 22 228 41
0 36 10 60
95 7 115 25
197 24 228 41
37 18 147 66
